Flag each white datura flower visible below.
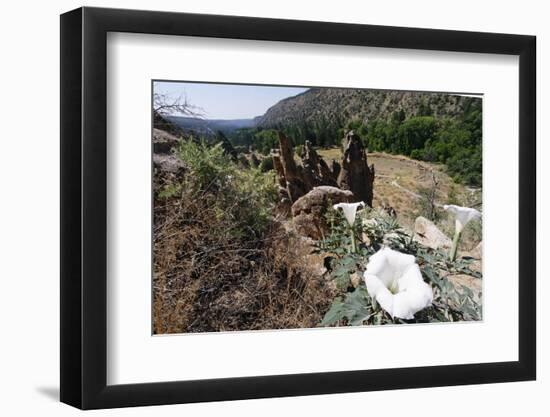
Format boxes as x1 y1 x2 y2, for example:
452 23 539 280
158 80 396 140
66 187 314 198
443 204 481 234
363 247 433 320
333 202 365 227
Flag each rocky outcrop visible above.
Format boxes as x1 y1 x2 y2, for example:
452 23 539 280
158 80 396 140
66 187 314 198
271 220 337 290
337 130 375 206
272 130 375 216
271 150 292 216
300 140 338 189
272 151 286 188
153 154 186 176
153 128 186 179
274 133 352 205
277 132 308 203
414 216 452 250
291 186 353 239
153 128 181 154
331 160 341 180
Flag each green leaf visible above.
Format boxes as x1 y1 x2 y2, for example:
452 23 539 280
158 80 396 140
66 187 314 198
320 298 346 326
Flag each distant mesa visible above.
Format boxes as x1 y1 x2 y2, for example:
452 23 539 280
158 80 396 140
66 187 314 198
165 115 256 136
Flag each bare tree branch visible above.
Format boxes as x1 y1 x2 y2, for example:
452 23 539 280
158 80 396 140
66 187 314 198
153 92 203 118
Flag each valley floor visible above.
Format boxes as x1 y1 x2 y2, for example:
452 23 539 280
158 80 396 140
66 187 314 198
317 148 482 250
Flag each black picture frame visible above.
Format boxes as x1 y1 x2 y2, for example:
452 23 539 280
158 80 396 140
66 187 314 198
60 6 536 410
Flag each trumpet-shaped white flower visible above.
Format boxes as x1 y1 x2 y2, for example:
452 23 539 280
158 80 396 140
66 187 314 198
443 204 482 261
333 202 365 227
443 204 481 234
363 247 433 319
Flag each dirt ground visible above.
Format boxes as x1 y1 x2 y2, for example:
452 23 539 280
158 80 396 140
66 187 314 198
317 148 482 248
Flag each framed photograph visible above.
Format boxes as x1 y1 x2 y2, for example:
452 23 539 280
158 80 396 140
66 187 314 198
60 6 536 409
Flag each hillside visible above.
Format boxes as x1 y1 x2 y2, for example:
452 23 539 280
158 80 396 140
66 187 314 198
256 88 480 129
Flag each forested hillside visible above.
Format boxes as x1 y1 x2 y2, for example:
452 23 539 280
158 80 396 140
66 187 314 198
256 88 476 131
227 88 482 185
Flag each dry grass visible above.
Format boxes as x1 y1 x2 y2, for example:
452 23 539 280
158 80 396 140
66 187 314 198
153 176 336 334
317 148 482 249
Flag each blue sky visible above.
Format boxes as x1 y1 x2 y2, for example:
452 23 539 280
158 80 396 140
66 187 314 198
154 81 307 120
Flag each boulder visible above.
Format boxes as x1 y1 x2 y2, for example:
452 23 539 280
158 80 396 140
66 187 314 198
153 154 186 197
291 186 353 239
153 153 186 175
414 216 452 250
153 128 181 154
291 212 322 241
448 274 482 300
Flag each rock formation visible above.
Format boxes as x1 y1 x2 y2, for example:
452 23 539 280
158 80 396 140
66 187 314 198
331 160 341 180
337 130 375 206
152 128 186 177
301 140 338 189
276 132 308 203
275 133 343 205
153 128 181 154
153 154 186 177
152 128 186 198
272 130 375 229
271 151 286 188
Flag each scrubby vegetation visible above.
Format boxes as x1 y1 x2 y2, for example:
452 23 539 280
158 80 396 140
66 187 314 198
153 138 335 334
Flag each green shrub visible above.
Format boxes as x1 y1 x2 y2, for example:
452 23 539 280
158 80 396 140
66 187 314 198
177 139 233 190
259 156 274 172
176 138 278 238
